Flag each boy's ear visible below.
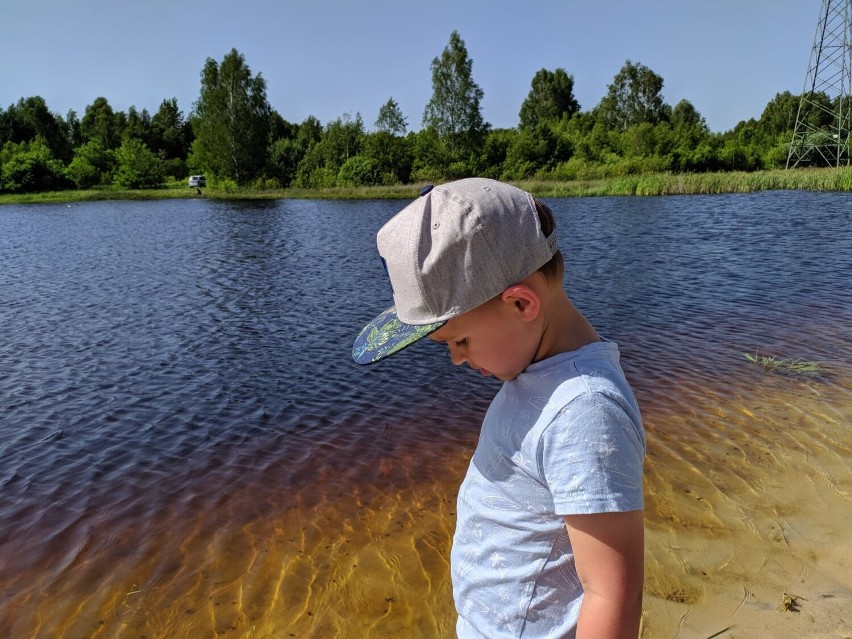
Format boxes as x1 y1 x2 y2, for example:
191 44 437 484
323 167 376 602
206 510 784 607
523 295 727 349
501 284 540 322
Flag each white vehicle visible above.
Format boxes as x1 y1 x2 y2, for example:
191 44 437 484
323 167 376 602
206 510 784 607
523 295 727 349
188 175 207 188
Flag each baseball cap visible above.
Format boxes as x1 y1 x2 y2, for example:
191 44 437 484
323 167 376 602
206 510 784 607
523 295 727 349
352 178 558 365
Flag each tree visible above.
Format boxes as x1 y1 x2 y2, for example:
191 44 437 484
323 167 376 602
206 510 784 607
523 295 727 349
191 48 271 185
320 112 364 168
596 60 670 132
362 130 412 184
423 30 487 162
65 139 112 188
113 138 164 188
667 100 712 171
64 109 83 150
0 96 72 162
519 68 580 129
757 91 802 137
375 98 408 136
123 106 151 143
293 113 365 188
80 97 121 149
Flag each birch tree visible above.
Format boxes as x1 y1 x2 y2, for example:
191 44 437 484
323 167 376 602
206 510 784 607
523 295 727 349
422 31 486 161
191 49 270 185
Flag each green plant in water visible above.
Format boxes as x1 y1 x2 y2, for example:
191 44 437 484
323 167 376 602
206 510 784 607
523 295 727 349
743 352 824 374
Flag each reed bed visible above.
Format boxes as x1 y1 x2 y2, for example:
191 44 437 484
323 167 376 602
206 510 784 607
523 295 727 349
518 166 852 198
4 167 852 205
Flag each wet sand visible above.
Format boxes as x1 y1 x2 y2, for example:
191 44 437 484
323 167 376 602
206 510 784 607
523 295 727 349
2 348 850 638
640 365 851 638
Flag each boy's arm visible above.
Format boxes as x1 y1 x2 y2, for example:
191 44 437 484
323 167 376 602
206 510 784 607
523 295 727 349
564 510 644 639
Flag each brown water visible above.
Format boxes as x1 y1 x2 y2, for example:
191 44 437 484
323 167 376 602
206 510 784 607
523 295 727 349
1 194 849 638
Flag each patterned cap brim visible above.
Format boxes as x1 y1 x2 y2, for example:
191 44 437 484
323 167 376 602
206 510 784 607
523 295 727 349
352 306 445 365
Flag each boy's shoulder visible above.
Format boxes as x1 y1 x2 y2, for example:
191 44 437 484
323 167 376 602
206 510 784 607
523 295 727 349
508 340 640 423
522 340 624 389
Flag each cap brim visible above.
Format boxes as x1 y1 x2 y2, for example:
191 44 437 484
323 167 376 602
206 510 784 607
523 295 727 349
352 306 445 365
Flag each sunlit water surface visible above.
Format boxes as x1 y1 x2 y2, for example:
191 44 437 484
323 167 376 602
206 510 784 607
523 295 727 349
1 192 849 638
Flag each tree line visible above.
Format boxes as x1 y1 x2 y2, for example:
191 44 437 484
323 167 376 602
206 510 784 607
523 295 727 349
0 31 832 194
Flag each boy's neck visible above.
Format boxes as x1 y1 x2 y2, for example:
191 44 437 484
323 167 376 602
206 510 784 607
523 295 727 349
532 290 600 364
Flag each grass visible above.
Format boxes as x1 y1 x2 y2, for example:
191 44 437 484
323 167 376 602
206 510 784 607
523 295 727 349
743 351 825 374
4 166 852 205
0 181 425 206
517 165 852 197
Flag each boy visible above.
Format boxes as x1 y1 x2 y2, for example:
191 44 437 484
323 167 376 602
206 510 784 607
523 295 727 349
352 178 645 638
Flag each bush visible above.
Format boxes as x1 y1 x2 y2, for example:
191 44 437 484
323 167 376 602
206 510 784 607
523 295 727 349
65 155 102 189
306 166 337 188
0 138 70 193
114 139 164 188
337 155 381 187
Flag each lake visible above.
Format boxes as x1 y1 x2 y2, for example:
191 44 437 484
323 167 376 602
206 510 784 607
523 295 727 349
1 191 850 638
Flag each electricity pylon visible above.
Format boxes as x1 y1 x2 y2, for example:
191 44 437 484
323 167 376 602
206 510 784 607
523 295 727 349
787 0 852 168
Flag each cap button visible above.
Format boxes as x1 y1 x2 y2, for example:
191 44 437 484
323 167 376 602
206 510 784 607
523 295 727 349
419 184 434 197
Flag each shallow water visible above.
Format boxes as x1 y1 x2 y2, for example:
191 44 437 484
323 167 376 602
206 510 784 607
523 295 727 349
1 192 849 638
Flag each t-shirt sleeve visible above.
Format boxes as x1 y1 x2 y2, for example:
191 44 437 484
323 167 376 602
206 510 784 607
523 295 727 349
540 391 645 515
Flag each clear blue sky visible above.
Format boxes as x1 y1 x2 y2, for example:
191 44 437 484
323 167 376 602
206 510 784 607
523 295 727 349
0 0 819 133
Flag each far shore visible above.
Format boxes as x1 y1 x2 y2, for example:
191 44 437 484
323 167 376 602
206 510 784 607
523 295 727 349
3 166 852 206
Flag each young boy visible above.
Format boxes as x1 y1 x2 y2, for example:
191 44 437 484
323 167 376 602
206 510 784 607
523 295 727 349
352 178 645 638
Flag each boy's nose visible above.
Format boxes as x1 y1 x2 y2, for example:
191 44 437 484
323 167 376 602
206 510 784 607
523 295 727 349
449 346 467 366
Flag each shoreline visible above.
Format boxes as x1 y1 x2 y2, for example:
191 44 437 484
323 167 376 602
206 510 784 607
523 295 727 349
3 166 852 206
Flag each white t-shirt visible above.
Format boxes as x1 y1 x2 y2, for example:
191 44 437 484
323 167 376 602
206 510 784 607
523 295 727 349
452 341 645 639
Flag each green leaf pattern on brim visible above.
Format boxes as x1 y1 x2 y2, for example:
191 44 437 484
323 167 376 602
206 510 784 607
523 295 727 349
352 307 443 365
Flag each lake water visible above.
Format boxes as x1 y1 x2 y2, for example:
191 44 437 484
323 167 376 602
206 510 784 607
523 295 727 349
1 192 850 638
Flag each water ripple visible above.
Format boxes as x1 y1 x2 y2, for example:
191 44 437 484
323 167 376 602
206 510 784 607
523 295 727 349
0 192 850 637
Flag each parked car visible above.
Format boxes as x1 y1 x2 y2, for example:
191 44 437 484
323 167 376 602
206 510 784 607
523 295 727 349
188 175 207 188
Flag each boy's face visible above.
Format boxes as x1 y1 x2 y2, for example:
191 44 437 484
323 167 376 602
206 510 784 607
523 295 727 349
427 292 541 382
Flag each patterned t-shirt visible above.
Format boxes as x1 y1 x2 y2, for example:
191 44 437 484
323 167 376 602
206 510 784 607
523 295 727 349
452 341 645 639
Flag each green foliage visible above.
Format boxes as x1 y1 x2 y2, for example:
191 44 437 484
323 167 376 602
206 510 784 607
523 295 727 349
123 106 151 143
161 157 188 181
757 91 800 137
1 138 70 193
409 127 451 182
113 138 164 188
423 30 487 161
337 155 381 186
319 113 364 170
150 98 192 160
191 48 271 185
597 60 670 132
0 96 73 162
5 43 851 195
65 139 113 188
480 128 517 179
268 137 303 187
292 113 365 187
375 98 408 136
305 166 337 189
361 131 412 184
81 97 122 150
519 68 580 130
502 126 564 180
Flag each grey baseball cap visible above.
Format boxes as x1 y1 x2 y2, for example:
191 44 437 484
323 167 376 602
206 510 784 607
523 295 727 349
352 178 558 365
